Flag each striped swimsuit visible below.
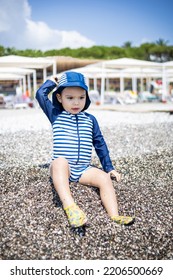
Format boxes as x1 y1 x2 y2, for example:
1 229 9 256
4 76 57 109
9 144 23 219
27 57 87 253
36 79 114 183
52 111 93 182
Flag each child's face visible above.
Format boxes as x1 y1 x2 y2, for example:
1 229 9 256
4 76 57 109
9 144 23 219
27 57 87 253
56 87 87 114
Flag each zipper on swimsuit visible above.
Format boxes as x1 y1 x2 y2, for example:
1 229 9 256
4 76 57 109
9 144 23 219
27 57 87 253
75 115 80 164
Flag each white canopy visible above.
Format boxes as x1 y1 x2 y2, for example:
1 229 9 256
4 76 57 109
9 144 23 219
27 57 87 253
163 61 173 67
0 67 37 96
53 65 119 78
0 55 56 87
0 55 57 97
119 67 161 77
91 58 173 102
95 57 162 69
47 57 173 104
0 73 25 80
0 55 56 69
0 67 35 74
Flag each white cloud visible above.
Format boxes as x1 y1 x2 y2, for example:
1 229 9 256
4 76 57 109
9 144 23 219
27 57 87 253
0 0 95 50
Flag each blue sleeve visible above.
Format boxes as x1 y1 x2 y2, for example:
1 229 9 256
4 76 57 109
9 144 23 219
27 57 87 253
88 114 114 173
36 80 60 123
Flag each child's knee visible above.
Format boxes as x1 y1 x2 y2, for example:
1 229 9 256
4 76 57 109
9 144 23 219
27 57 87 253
52 157 69 169
99 171 112 185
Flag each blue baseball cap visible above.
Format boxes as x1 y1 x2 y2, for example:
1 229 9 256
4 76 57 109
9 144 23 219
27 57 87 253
52 71 91 111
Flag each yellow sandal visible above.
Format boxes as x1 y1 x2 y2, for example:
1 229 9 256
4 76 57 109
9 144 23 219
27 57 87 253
64 203 87 228
111 215 135 226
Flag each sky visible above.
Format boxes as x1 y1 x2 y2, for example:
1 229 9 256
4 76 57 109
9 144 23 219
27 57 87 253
0 0 173 51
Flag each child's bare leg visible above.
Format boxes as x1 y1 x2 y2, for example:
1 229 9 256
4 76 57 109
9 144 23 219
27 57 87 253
50 157 74 208
50 157 87 227
79 167 119 217
80 167 135 225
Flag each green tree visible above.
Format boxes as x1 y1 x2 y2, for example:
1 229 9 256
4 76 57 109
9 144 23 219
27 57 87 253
0 45 5 56
122 41 133 48
0 39 172 61
156 38 169 46
107 46 125 59
140 43 156 60
150 45 170 62
4 47 17 55
125 47 146 60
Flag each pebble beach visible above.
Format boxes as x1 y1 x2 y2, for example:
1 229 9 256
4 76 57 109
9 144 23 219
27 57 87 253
0 107 173 260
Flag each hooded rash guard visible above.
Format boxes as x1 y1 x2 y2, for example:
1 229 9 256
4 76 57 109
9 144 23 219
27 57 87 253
36 79 114 182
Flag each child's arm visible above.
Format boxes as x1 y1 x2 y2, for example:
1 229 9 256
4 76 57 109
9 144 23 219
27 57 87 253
36 79 59 123
91 114 121 181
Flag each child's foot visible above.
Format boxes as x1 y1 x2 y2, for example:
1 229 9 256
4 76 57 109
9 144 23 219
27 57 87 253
71 224 87 237
64 203 87 228
111 215 135 226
